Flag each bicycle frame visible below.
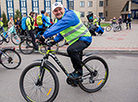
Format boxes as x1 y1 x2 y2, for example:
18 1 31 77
38 45 94 78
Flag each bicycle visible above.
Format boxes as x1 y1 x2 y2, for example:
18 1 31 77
105 23 122 32
0 26 21 45
19 30 53 55
19 40 109 102
0 47 21 69
0 30 10 45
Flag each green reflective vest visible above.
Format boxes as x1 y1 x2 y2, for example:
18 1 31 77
26 15 35 30
0 21 3 27
55 11 91 45
93 18 98 25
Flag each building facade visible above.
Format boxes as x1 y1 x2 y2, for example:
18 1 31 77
0 0 104 23
104 0 138 21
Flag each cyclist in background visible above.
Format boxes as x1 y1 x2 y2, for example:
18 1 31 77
26 11 38 50
0 17 7 37
0 17 5 32
111 17 117 32
38 2 92 86
118 16 123 31
37 10 52 35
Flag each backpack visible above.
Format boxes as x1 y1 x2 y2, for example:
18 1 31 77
36 15 43 25
21 17 27 30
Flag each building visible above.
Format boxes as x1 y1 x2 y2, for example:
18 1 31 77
0 0 104 23
104 0 138 21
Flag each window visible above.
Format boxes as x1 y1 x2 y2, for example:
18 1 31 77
32 0 39 14
105 11 108 17
56 0 62 4
88 1 92 7
99 12 103 17
122 1 129 12
80 1 85 7
20 0 27 16
99 1 103 7
80 12 85 17
67 0 74 10
106 0 108 6
88 11 92 15
44 0 51 17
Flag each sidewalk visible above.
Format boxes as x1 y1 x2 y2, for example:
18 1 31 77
1 23 138 53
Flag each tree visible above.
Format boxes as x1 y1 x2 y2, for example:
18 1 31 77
14 10 22 21
1 11 8 27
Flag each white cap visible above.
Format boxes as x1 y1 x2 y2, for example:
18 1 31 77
52 2 63 11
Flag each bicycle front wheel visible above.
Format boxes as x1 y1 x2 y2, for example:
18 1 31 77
105 25 112 32
79 56 109 93
0 35 4 45
11 33 21 45
0 49 21 69
19 39 34 54
19 63 59 102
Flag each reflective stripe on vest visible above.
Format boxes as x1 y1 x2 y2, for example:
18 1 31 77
26 16 35 30
55 11 91 45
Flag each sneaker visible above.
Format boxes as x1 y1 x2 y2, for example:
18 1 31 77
69 71 82 87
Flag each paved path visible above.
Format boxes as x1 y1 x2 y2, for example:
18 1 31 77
1 23 138 53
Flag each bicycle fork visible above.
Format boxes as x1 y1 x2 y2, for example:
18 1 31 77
35 59 45 86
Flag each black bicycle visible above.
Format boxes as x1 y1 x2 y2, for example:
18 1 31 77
19 41 109 102
0 47 21 69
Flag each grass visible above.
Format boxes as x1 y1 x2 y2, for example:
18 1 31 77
100 23 111 27
4 27 8 31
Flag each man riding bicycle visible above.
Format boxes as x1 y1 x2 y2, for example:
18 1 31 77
38 2 92 86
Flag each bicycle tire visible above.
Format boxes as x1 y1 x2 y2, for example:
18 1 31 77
0 49 21 69
19 63 59 102
0 35 4 45
79 56 109 93
19 39 34 54
105 25 112 32
11 34 21 45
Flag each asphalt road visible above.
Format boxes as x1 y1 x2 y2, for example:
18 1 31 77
0 53 138 102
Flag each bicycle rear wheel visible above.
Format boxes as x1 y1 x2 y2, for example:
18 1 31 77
11 33 21 45
19 63 59 102
105 25 112 32
19 39 34 54
0 49 21 69
79 56 109 93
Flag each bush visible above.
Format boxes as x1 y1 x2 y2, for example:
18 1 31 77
14 10 22 22
1 11 8 27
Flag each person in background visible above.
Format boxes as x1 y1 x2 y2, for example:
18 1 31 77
44 12 51 28
98 16 101 25
126 16 131 30
21 14 27 38
34 13 39 27
0 17 7 37
26 11 38 50
8 16 16 35
8 16 14 29
38 2 92 86
93 15 99 26
111 17 117 32
38 10 52 34
118 16 123 31
0 17 5 32
15 17 21 29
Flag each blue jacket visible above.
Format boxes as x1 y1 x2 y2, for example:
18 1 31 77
39 14 52 28
21 17 27 30
43 8 92 43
